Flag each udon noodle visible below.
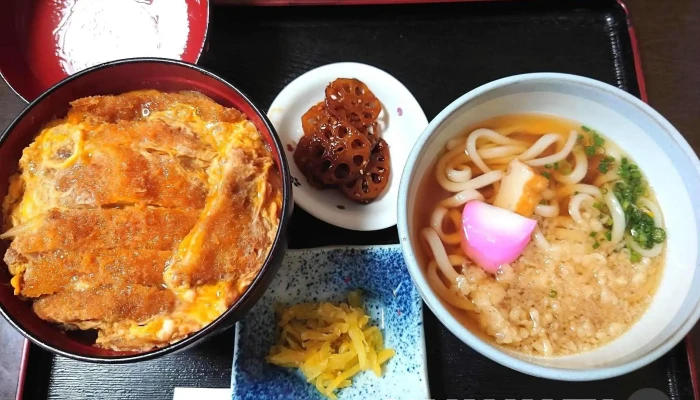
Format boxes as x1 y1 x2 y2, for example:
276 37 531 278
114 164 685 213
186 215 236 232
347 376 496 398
417 114 665 356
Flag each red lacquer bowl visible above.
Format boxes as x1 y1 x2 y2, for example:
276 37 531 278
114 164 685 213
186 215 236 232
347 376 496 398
0 0 209 102
0 58 292 363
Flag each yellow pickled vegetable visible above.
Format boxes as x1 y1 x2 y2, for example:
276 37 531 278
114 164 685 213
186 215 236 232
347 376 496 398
267 291 395 399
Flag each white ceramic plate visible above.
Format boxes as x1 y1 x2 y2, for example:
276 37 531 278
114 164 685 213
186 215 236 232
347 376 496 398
268 62 428 231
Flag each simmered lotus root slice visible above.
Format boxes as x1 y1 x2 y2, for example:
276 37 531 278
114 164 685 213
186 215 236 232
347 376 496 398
293 135 327 189
342 138 391 203
301 102 335 136
294 124 372 186
361 121 380 148
316 124 372 185
325 78 381 130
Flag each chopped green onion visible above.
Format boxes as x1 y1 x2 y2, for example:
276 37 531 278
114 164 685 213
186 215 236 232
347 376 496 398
544 163 552 169
604 231 612 241
542 171 551 180
630 249 642 263
581 130 607 161
577 134 584 144
652 227 666 243
582 126 591 132
589 232 598 238
558 161 572 175
613 158 666 250
598 157 615 174
553 161 560 170
592 241 600 249
549 290 558 298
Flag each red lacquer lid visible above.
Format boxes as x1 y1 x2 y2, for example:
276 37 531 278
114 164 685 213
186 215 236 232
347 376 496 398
0 0 209 102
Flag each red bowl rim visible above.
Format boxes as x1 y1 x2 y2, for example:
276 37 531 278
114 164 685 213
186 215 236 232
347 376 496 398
0 57 293 363
0 0 211 103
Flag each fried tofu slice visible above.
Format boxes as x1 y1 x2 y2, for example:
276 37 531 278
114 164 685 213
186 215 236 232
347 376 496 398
33 285 176 325
6 207 198 254
493 158 549 217
164 148 280 290
5 248 171 298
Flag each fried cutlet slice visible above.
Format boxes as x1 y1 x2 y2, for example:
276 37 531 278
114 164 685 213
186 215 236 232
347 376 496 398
33 285 176 325
15 123 211 212
8 207 198 254
50 144 208 209
87 120 217 162
5 248 171 298
67 90 246 125
164 148 280 290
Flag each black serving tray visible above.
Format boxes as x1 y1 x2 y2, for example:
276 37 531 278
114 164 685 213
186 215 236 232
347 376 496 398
19 0 695 399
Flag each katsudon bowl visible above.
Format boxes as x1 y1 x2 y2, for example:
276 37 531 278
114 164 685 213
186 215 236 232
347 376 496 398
0 58 293 362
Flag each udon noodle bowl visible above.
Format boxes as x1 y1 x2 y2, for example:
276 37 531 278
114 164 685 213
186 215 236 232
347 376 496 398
416 114 667 356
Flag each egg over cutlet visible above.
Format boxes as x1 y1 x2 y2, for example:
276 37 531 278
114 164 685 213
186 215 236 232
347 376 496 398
1 90 282 351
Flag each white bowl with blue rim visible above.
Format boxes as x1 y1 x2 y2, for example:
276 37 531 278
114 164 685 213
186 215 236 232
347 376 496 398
397 73 700 380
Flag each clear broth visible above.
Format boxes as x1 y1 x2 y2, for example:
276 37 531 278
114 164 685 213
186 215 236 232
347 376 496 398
412 113 665 355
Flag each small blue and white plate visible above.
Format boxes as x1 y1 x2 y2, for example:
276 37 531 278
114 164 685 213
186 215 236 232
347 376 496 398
232 245 429 400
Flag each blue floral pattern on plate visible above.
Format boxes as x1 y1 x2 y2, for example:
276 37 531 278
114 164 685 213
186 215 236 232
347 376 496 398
232 245 428 400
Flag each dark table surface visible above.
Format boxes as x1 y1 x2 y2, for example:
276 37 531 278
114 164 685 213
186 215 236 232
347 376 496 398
0 0 699 399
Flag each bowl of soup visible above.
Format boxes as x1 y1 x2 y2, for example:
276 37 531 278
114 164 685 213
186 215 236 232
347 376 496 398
397 73 700 380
